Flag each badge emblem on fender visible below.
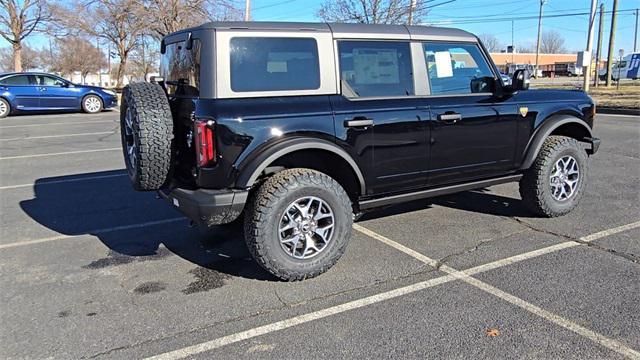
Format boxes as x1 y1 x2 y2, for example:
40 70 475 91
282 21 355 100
519 107 529 117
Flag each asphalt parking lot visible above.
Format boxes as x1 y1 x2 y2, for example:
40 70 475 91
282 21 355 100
0 110 638 359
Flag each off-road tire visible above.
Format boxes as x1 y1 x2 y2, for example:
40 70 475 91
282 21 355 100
82 94 103 113
244 169 353 281
0 98 9 118
120 82 174 191
519 135 588 217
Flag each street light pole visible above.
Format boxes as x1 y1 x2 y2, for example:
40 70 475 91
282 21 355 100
583 0 597 92
534 0 546 78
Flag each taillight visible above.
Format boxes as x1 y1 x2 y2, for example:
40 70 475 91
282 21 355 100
194 120 216 167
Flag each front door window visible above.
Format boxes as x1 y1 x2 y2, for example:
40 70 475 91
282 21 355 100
423 42 494 95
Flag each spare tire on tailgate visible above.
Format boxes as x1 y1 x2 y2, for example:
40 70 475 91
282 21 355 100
120 82 174 191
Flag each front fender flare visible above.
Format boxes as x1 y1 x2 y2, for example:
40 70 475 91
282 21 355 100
520 115 593 170
235 138 366 194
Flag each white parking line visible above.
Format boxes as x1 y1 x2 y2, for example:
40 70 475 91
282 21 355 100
0 131 116 141
144 221 640 360
0 172 126 190
0 147 121 160
145 274 460 360
354 224 640 359
0 120 114 129
0 218 185 250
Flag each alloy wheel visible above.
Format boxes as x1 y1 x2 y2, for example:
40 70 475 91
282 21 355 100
84 96 102 113
278 196 335 259
549 155 580 201
0 100 8 117
123 109 137 170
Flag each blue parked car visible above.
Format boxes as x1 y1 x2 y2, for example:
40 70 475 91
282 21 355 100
0 72 118 118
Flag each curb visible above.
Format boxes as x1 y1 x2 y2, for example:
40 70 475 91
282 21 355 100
597 107 640 116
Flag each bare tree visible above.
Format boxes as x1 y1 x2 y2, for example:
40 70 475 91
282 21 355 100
129 35 159 81
141 0 241 40
0 0 51 71
0 43 39 71
478 33 502 53
57 0 146 87
317 0 429 24
51 37 107 83
541 30 567 54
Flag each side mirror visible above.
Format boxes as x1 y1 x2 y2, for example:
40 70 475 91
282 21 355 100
512 69 530 91
470 76 496 93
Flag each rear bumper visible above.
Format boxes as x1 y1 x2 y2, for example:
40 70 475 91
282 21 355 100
584 137 601 155
158 187 248 227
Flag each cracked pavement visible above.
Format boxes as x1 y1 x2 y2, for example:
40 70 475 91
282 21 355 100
0 112 638 359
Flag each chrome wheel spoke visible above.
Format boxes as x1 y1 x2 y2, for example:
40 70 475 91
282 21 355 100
314 223 333 243
302 234 318 256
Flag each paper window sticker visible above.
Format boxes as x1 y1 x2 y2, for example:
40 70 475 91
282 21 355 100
267 61 287 73
434 51 453 78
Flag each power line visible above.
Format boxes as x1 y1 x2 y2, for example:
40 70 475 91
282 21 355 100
425 8 637 26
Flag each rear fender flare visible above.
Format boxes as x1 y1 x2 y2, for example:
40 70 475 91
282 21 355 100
520 115 593 170
235 138 366 194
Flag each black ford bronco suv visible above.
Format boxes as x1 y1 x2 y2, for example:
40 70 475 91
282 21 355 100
120 22 599 281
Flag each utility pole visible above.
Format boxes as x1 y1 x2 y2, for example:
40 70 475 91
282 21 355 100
534 0 546 78
594 3 605 87
97 38 102 87
511 19 515 63
606 0 618 87
408 0 417 25
108 43 112 87
244 0 251 21
583 0 597 92
634 9 638 52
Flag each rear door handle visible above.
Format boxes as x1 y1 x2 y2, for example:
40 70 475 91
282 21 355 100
344 117 373 128
437 113 462 124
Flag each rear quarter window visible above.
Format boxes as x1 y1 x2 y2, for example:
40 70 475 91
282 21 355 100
0 75 31 85
230 37 321 92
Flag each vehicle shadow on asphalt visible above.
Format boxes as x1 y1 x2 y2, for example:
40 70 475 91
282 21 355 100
359 188 534 221
19 170 275 282
5 109 117 117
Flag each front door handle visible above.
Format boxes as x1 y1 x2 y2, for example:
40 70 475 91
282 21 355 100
438 113 461 124
344 117 373 128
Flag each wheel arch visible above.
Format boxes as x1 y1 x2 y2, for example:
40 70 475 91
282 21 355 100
235 138 366 198
520 114 593 170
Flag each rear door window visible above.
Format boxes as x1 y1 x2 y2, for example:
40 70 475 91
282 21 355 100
230 37 320 92
36 75 66 86
338 41 414 98
422 42 494 95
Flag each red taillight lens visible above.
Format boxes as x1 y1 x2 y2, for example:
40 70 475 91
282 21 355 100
194 121 215 167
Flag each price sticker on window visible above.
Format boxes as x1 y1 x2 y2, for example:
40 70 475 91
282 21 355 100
434 51 453 78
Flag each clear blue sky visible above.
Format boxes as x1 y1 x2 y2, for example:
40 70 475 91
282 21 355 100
4 0 639 56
